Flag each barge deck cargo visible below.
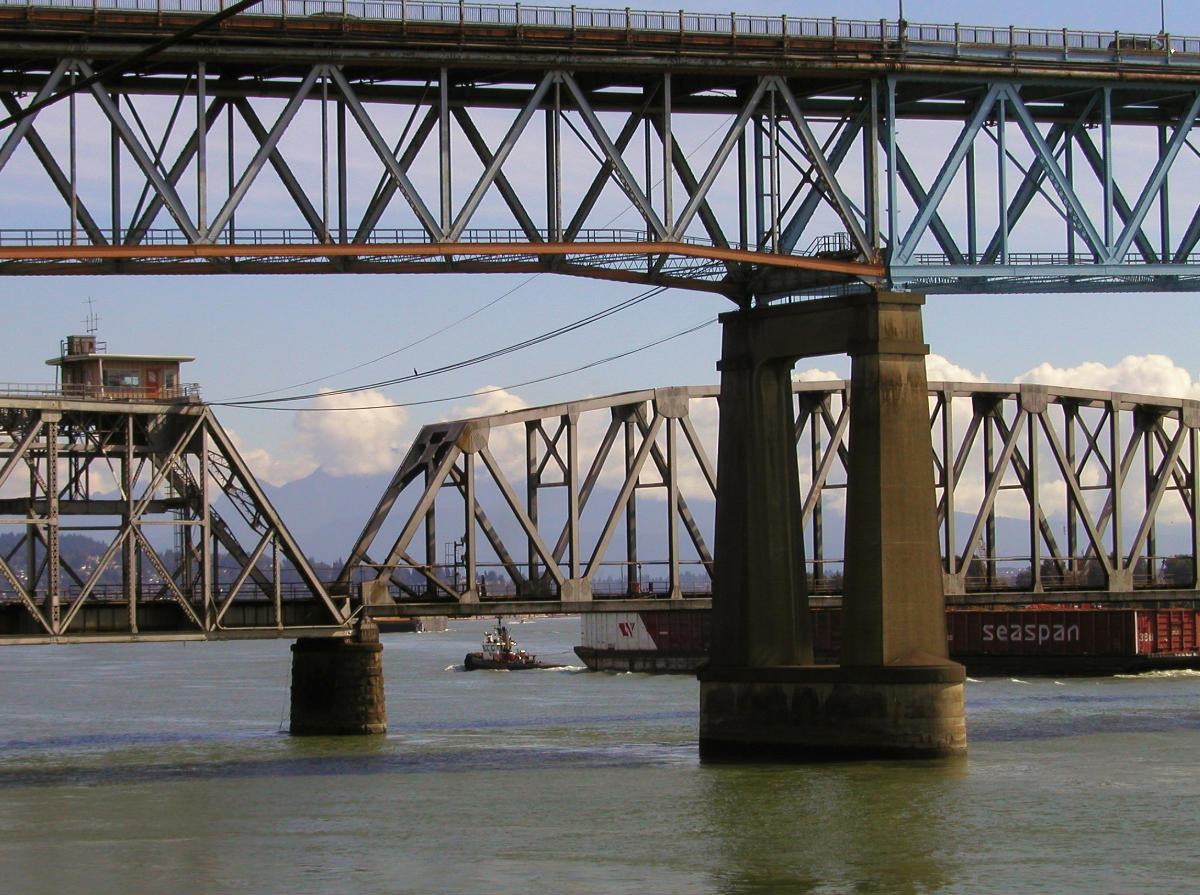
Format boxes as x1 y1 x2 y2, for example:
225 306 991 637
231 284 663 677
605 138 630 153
575 608 1200 676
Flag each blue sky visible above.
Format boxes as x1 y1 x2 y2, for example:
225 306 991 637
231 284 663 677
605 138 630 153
5 0 1194 484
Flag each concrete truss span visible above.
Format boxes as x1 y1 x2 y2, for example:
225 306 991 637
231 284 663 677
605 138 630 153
0 2 1198 296
342 380 1200 616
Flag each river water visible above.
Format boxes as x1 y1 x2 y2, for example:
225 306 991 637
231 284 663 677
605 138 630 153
2 615 1198 893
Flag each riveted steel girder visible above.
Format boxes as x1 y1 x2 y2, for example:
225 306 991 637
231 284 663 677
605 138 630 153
1 2 1200 297
345 380 1200 615
0 395 350 644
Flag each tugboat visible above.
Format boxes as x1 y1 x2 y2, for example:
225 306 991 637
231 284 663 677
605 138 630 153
464 619 560 670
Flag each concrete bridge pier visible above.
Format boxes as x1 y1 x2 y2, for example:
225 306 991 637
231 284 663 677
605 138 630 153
290 618 387 735
699 290 966 759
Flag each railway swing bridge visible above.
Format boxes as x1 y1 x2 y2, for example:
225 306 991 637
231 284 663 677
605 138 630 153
3 378 1198 634
0 0 1199 755
345 380 1200 614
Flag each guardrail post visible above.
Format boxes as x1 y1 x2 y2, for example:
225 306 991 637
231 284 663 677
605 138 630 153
730 10 736 39
459 0 464 26
880 18 886 47
678 8 683 38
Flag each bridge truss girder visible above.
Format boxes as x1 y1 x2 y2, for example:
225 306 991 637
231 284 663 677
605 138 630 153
888 76 1200 294
0 42 879 299
0 397 349 643
340 386 719 604
1 7 1199 296
343 380 1200 611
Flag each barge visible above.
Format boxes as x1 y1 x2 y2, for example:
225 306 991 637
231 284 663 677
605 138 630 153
375 616 448 634
575 607 1200 676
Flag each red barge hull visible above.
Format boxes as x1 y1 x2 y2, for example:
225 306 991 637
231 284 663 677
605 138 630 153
575 608 1200 676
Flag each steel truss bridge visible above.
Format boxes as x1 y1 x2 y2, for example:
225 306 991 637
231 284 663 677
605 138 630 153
340 381 1200 617
0 394 349 643
0 1 1200 297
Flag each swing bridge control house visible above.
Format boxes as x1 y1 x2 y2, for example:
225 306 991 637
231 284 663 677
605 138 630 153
47 335 198 402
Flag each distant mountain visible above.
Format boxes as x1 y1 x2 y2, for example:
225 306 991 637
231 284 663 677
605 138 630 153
254 468 394 563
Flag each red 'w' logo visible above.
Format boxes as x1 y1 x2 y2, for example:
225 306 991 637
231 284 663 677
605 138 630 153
617 622 636 636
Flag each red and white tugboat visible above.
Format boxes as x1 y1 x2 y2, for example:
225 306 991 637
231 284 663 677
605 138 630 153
464 620 560 670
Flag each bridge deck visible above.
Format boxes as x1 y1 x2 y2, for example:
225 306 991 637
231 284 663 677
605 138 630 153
1 1 1196 78
0 1 1197 293
362 590 1200 621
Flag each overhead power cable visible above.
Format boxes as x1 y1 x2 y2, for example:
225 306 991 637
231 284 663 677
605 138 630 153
212 316 716 413
214 285 666 407
229 274 541 400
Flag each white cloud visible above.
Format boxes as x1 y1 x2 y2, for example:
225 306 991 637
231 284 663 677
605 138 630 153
447 386 529 420
235 388 409 486
229 435 318 488
926 354 989 383
1015 354 1200 399
293 389 410 477
794 355 988 384
794 366 842 382
445 387 532 484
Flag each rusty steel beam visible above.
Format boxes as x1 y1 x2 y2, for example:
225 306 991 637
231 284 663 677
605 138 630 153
0 3 1197 295
0 241 885 277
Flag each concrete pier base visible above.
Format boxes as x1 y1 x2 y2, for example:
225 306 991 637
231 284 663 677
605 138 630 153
290 619 387 735
698 664 966 759
703 290 966 760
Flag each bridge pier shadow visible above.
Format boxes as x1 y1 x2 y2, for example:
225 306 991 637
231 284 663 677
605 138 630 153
699 289 966 759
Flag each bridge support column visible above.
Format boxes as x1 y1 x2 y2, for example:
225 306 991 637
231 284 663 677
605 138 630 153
699 290 965 760
290 618 387 735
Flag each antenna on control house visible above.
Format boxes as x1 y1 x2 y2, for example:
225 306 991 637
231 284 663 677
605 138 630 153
84 297 100 336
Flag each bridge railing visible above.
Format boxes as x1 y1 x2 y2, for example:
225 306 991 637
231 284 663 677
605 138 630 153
908 251 1200 268
0 381 202 400
0 581 342 603
4 0 1195 60
0 227 714 248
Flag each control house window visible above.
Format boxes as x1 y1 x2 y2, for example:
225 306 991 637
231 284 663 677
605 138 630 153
104 369 141 387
